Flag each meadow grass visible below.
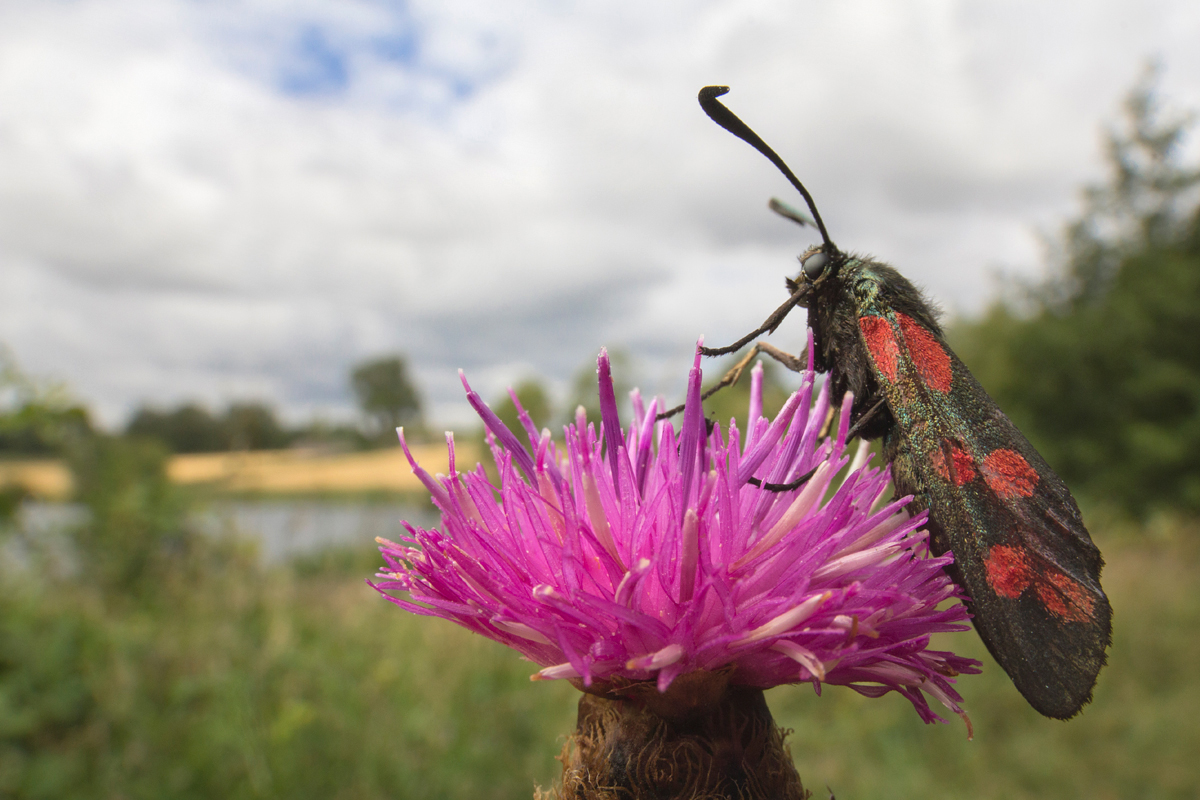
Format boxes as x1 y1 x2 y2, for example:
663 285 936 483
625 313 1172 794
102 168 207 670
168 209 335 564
769 517 1200 799
2 515 1197 799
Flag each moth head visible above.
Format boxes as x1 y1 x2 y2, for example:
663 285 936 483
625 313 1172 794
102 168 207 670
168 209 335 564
800 246 831 280
786 245 842 305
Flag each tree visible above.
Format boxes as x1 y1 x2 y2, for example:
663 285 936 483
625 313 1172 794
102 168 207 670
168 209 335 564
0 345 92 456
350 355 423 440
126 404 227 453
951 69 1200 517
224 402 289 450
125 401 290 452
67 433 185 595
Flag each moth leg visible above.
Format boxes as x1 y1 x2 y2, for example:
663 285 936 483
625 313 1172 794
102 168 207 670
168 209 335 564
817 404 838 438
749 342 807 373
698 285 807 357
748 464 818 492
657 342 808 421
844 396 888 442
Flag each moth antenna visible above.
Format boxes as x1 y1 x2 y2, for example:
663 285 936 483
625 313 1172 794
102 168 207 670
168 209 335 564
698 86 836 253
768 197 815 228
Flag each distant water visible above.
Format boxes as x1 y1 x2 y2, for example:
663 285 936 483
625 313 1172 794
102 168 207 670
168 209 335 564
7 500 440 565
194 501 440 563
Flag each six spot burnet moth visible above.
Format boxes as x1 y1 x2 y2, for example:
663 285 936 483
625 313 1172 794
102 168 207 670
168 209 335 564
693 86 1111 719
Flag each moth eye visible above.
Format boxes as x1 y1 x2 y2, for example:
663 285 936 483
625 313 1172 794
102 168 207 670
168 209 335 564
802 251 829 279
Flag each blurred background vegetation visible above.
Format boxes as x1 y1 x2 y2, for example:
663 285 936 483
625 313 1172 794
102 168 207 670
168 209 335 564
951 72 1200 518
1 75 1199 798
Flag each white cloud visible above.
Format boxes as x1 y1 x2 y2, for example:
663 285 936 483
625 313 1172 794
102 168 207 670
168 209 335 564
1 0 1197 428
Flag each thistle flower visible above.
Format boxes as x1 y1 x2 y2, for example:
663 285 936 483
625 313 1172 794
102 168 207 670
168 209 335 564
373 334 980 725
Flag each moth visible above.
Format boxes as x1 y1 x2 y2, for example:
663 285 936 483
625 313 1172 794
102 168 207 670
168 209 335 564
695 86 1111 719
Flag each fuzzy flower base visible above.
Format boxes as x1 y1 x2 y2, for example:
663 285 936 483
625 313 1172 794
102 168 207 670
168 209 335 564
374 334 980 729
547 673 807 800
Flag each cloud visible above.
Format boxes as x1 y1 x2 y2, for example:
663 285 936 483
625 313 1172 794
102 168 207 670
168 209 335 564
1 0 1198 428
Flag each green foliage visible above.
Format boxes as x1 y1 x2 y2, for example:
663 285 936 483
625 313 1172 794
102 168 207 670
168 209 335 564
126 402 292 454
351 355 423 441
224 403 290 451
65 435 188 597
0 348 92 456
126 404 227 453
951 71 1200 517
0 486 27 526
0 557 581 800
285 418 371 453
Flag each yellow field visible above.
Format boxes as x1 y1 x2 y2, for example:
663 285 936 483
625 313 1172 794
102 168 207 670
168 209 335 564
0 458 73 499
0 442 476 499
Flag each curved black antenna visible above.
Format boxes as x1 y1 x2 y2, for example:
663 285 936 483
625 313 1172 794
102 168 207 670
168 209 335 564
698 86 836 252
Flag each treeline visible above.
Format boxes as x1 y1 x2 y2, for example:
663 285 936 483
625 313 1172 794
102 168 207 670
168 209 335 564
0 354 429 458
122 355 427 453
126 402 292 452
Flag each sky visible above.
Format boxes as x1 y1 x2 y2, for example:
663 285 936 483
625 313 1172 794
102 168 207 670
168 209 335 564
1 0 1198 430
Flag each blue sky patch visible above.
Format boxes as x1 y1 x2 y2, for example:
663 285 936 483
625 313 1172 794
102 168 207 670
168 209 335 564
372 30 418 66
278 26 350 96
268 13 492 106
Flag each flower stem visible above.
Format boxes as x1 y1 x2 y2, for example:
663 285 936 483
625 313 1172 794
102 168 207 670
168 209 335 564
548 674 808 799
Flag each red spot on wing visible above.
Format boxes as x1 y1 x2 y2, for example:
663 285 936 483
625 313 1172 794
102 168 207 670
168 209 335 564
931 439 976 485
984 544 1032 598
981 449 1039 499
896 313 952 393
1036 571 1097 624
858 316 899 382
987 545 1097 624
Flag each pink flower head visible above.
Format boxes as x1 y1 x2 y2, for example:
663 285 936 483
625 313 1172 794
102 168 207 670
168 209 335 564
373 334 981 724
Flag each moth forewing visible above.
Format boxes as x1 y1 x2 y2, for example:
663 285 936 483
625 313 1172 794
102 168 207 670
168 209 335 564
853 292 1111 719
